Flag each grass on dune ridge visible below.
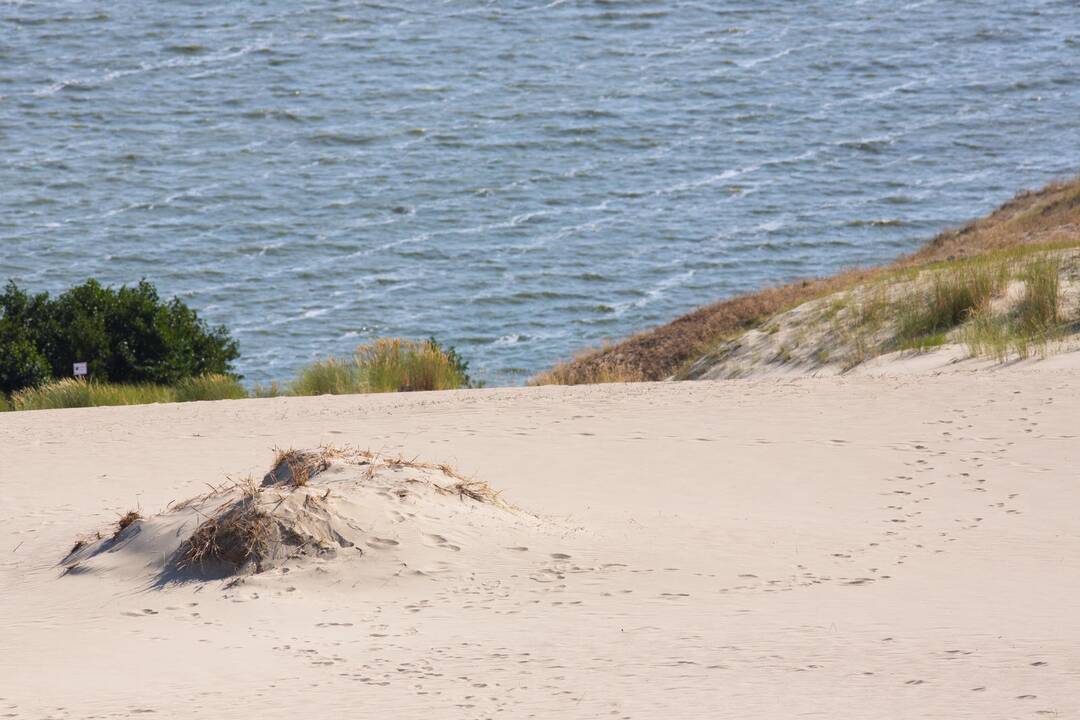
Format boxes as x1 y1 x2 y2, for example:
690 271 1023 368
532 174 1080 385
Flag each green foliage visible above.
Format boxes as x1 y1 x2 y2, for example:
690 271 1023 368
0 284 52 394
0 393 10 412
0 279 239 395
427 336 479 389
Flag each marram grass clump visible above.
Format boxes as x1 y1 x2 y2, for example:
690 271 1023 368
289 337 475 396
893 257 1008 349
962 256 1065 361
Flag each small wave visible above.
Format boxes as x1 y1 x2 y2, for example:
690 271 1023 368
165 44 208 55
307 132 382 146
846 219 904 228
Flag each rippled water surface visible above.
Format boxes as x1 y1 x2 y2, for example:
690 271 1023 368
3 1 1078 385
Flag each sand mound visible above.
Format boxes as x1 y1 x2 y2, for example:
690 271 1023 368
60 446 521 584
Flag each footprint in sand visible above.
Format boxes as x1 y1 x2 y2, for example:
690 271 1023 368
365 537 400 550
423 533 461 552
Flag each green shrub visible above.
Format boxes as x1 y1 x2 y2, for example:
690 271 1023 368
174 374 248 402
0 393 10 412
0 279 239 395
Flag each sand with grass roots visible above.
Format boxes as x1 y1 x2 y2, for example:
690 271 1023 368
3 363 1080 718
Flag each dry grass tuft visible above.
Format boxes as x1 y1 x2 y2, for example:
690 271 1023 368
114 511 142 538
269 447 330 487
179 482 271 570
438 479 502 504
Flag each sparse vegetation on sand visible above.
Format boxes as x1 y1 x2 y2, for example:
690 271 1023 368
962 256 1066 361
674 244 1079 379
179 480 270 571
533 174 1080 384
114 511 142 539
63 445 509 579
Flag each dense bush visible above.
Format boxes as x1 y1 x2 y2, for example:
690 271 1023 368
0 279 239 395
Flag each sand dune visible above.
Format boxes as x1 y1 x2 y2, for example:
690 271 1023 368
3 368 1080 718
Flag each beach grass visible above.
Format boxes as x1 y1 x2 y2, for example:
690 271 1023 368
893 256 1008 349
288 338 472 396
11 378 176 411
174 374 248 402
359 338 471 392
290 357 364 396
8 374 245 411
961 256 1065 361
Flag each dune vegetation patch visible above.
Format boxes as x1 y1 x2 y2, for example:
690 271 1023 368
534 174 1080 384
677 245 1080 379
60 446 516 583
290 337 477 396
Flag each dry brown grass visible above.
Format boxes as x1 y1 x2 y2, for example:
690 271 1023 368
114 511 141 538
532 175 1080 384
179 481 271 570
269 447 330 487
271 445 506 508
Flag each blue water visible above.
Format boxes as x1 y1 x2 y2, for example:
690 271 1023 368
2 1 1078 386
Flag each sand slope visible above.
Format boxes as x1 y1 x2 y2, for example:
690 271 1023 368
2 371 1080 718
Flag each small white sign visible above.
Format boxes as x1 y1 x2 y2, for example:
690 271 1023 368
73 362 88 377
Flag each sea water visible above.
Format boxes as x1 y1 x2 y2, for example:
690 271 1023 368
2 1 1078 385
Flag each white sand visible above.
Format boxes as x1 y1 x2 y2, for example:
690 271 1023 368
3 369 1080 718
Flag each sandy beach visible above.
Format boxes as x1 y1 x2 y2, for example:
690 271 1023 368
3 366 1079 718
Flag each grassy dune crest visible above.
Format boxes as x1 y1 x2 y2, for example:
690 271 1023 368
533 174 1080 384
